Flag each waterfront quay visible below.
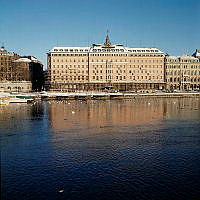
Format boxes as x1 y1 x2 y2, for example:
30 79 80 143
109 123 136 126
1 91 200 104
39 91 200 101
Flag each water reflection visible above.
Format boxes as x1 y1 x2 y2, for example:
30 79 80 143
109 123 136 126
0 102 45 121
47 98 200 133
48 99 166 132
1 98 200 200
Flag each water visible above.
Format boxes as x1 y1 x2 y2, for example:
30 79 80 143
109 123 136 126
1 98 200 200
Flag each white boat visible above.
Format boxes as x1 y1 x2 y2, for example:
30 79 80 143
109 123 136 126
8 97 33 103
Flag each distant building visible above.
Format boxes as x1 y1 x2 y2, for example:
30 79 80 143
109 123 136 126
21 56 44 91
0 46 20 81
0 46 44 92
165 55 200 91
47 35 166 91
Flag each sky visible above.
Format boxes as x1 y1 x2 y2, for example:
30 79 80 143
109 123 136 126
0 0 200 69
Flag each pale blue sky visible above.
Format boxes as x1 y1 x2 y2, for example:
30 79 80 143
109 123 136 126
0 0 199 68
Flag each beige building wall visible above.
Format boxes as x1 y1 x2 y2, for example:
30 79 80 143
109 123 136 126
47 36 165 91
165 55 200 91
89 54 164 84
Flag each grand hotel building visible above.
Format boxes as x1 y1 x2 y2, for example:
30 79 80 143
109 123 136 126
47 35 166 91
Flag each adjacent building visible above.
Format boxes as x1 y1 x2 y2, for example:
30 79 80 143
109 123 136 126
47 35 166 91
165 54 200 91
0 46 44 92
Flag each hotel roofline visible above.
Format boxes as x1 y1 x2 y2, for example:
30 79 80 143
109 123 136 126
48 33 164 54
49 46 164 54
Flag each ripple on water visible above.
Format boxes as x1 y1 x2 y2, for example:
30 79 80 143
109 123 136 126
1 98 200 200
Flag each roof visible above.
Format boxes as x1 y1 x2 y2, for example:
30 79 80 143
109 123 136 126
0 46 15 56
13 56 41 63
14 58 32 63
196 52 200 57
180 55 198 60
166 56 178 59
50 45 164 54
192 49 200 57
30 56 39 62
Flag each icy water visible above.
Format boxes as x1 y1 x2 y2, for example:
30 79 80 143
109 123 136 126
1 98 200 200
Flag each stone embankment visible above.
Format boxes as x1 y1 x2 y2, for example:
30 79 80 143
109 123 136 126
1 92 200 103
40 92 200 101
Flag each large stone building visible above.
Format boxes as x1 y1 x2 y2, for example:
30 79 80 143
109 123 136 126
0 46 20 81
165 54 200 91
47 35 166 91
0 46 44 92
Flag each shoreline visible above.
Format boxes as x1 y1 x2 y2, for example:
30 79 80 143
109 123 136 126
40 92 200 100
1 91 200 102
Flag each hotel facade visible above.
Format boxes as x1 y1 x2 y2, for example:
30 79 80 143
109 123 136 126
47 35 166 91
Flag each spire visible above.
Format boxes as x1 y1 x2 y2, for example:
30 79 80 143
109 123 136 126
104 30 111 47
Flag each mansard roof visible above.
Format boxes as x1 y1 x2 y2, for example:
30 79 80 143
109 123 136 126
14 58 32 63
50 45 164 54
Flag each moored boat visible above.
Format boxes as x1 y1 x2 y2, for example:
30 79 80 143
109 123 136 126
8 97 33 103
